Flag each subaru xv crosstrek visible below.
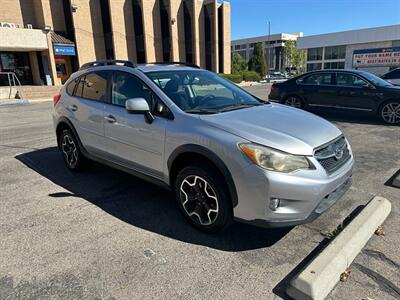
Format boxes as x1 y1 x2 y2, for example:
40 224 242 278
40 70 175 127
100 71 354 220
53 60 353 232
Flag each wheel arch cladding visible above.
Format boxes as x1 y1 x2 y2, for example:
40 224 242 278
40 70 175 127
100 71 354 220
55 117 86 154
168 144 239 207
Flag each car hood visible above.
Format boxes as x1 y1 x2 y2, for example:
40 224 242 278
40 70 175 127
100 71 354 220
199 103 342 155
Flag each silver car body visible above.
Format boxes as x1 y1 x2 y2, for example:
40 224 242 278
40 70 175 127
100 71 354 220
53 64 354 227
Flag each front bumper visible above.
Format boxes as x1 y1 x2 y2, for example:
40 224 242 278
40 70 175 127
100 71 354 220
232 154 354 228
235 176 352 228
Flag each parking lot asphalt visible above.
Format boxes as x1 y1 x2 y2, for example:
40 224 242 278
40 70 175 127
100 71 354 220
0 90 399 299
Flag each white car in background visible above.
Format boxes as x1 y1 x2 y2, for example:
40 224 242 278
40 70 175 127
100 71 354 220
266 72 288 83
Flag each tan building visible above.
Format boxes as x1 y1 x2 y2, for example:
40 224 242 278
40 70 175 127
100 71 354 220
0 0 231 87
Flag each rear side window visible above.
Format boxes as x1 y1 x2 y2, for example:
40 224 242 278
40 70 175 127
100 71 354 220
75 76 85 98
302 73 333 85
66 78 77 95
75 71 110 102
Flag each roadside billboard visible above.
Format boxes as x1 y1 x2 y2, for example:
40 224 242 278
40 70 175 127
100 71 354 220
353 47 400 67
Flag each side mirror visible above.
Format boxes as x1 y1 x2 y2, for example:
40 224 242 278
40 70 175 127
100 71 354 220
125 98 154 123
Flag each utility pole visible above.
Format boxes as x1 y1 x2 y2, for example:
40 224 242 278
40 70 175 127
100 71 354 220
267 20 271 72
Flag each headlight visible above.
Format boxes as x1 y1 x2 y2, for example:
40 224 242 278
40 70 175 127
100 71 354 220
239 143 312 173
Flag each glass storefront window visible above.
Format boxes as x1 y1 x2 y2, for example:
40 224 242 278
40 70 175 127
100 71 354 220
324 61 345 69
0 52 33 86
307 47 323 61
306 63 322 72
324 45 346 60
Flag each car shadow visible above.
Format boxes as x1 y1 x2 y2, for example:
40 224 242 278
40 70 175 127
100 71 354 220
15 147 292 252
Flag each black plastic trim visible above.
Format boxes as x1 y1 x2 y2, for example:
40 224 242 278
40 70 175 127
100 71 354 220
167 144 238 207
56 117 88 156
234 210 321 228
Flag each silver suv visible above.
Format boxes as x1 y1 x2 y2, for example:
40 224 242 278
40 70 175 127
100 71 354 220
53 60 353 232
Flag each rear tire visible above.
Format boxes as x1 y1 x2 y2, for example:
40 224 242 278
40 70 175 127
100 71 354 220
59 129 91 171
379 101 400 125
174 164 233 233
284 95 304 109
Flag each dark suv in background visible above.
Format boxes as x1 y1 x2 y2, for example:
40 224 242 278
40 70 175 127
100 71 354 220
269 69 400 124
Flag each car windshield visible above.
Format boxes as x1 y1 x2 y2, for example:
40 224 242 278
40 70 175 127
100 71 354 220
145 70 264 114
359 71 393 87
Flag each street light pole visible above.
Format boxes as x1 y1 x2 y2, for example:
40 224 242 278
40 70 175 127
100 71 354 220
267 20 270 71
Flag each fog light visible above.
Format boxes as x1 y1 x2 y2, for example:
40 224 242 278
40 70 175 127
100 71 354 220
269 198 280 211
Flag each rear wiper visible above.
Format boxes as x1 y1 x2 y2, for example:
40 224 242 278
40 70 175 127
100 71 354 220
217 103 262 112
185 108 219 114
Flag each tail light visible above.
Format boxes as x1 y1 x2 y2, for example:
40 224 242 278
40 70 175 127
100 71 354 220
271 84 276 93
53 94 61 107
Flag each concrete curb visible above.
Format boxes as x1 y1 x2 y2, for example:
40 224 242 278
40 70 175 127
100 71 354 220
287 196 391 300
25 98 53 103
0 98 52 107
0 100 30 106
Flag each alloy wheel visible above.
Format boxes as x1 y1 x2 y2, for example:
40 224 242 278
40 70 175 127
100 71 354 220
180 175 219 226
285 96 302 108
61 134 78 168
381 102 400 124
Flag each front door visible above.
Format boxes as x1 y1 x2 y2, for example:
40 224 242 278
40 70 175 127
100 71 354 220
103 71 166 178
334 72 375 110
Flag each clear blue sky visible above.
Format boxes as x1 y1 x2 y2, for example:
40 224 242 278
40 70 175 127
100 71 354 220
229 0 400 40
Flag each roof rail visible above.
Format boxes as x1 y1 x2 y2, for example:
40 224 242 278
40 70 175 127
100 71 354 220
80 60 136 70
149 62 200 69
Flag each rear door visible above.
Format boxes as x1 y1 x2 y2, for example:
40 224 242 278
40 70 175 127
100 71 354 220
334 72 375 110
298 72 337 107
103 71 168 177
68 71 110 154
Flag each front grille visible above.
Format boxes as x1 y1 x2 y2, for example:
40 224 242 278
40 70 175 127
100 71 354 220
314 136 351 174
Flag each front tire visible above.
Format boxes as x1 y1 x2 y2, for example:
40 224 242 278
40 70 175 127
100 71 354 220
379 101 400 125
59 129 90 171
174 164 233 233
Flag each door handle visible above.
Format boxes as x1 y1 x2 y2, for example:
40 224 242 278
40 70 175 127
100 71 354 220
69 105 78 112
104 115 116 123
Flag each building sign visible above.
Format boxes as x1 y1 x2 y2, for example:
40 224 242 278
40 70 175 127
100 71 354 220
53 45 76 56
353 47 400 67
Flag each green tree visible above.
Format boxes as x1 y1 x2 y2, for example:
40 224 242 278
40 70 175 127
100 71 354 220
248 43 268 77
231 52 247 74
283 40 306 74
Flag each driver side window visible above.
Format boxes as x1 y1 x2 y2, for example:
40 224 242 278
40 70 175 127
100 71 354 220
336 73 369 88
112 72 152 107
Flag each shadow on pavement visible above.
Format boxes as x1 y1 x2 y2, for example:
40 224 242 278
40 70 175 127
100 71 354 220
16 147 292 252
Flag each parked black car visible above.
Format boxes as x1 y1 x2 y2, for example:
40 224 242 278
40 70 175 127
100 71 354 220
268 69 400 124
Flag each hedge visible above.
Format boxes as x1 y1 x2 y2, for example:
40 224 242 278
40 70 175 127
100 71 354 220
218 73 243 83
242 71 261 82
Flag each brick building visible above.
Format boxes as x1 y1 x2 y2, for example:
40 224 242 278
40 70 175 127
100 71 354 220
0 0 231 87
